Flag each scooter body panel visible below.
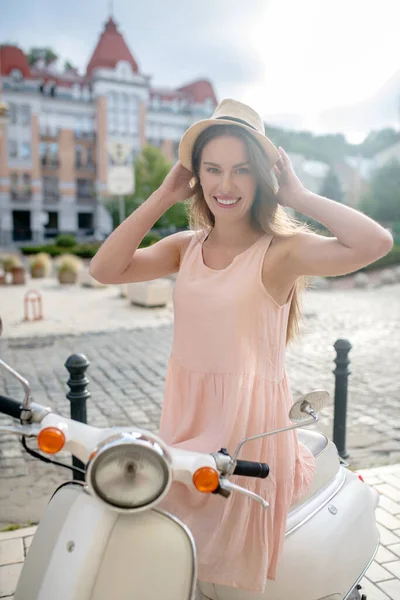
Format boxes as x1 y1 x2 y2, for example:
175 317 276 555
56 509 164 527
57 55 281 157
14 483 196 600
200 468 379 600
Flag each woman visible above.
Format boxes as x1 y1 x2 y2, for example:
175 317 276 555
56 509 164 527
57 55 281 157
90 99 392 593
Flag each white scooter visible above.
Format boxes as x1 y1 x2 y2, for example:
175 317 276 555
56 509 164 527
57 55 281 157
0 356 378 600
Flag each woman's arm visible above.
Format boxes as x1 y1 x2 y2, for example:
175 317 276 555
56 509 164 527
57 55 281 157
89 162 193 284
274 149 393 277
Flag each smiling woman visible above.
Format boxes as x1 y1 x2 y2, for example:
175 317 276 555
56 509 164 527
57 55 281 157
89 97 392 595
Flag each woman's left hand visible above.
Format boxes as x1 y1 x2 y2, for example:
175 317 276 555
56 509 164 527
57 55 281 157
273 147 305 208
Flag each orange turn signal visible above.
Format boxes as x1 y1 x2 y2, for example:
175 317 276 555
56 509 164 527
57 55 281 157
38 427 65 454
193 467 219 493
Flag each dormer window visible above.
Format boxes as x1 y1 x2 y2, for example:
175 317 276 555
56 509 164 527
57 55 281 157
10 68 23 82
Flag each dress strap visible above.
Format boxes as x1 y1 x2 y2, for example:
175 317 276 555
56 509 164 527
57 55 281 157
178 230 204 270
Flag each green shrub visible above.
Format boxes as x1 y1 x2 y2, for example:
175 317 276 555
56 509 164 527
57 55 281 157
21 245 67 257
139 233 161 247
55 234 77 248
73 243 101 259
20 245 44 255
20 234 161 259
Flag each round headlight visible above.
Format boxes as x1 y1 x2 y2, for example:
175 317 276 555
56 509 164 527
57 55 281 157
87 432 172 511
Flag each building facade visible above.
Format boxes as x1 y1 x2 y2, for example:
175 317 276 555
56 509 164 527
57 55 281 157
0 17 217 245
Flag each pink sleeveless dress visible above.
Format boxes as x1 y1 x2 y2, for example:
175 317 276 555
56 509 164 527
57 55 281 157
159 231 315 593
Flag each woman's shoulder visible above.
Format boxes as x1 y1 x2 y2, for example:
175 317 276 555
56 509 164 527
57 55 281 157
177 229 206 265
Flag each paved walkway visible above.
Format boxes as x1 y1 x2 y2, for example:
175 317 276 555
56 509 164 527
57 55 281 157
1 464 400 599
0 275 399 597
0 281 399 526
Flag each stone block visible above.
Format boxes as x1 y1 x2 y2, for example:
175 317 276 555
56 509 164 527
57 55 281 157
354 272 370 288
0 539 24 566
78 267 108 288
380 269 396 286
127 279 172 308
0 563 23 597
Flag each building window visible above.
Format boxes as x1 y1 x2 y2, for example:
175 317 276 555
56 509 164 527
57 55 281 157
8 103 17 124
10 68 23 82
46 212 59 228
20 142 31 159
75 145 83 167
22 173 32 195
40 142 58 166
20 105 31 126
10 173 18 199
75 116 84 137
43 176 59 201
39 142 47 163
8 140 18 158
44 211 59 237
77 178 95 199
78 212 93 230
87 147 94 166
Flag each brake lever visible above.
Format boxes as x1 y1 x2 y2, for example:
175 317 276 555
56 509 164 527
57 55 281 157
219 477 269 509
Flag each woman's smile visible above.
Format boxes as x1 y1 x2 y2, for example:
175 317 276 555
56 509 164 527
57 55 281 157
214 195 242 208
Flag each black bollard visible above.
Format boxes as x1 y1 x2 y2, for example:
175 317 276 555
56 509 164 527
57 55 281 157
332 339 352 459
65 353 90 481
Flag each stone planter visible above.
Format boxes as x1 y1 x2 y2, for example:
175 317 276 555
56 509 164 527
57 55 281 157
127 278 172 308
58 270 78 285
11 266 26 285
78 267 108 288
31 266 46 279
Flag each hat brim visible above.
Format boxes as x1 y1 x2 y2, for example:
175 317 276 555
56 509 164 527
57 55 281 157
178 118 280 172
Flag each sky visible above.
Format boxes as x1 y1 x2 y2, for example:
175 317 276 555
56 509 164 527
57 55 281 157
2 0 400 141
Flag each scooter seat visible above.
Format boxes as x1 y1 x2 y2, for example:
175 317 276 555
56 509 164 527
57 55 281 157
290 429 341 510
297 429 328 456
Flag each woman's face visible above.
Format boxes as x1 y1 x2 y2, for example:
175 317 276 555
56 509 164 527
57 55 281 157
198 135 257 221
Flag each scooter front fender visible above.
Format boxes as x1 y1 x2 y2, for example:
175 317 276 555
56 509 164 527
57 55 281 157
14 482 197 600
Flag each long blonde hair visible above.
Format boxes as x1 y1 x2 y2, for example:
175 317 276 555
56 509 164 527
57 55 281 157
187 124 309 344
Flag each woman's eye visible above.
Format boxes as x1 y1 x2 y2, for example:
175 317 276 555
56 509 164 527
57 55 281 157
236 167 250 174
206 167 219 174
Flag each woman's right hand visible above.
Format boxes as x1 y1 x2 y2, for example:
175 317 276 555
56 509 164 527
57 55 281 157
159 161 194 207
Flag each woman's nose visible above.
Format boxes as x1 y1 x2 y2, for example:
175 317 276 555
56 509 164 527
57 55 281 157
220 172 233 194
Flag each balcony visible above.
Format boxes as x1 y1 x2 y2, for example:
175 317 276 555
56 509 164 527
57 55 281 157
75 161 96 172
76 193 95 205
40 127 60 139
43 193 60 205
10 190 33 202
74 131 96 141
41 156 60 169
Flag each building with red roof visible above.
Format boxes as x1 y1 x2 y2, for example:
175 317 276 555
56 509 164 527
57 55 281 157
0 15 218 244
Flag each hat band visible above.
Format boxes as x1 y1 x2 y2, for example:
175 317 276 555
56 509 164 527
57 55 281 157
215 116 257 131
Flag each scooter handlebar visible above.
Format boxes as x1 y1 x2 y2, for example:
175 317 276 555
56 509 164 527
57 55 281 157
233 460 269 479
0 394 23 420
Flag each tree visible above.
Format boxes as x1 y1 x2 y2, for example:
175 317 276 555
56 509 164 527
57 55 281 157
64 60 76 72
360 159 400 223
106 145 188 231
28 47 58 66
356 128 400 159
319 167 343 203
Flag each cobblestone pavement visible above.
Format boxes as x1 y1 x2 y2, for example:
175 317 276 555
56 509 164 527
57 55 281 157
2 464 400 600
0 283 399 526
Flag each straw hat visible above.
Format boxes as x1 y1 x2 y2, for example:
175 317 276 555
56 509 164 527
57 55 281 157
179 98 280 172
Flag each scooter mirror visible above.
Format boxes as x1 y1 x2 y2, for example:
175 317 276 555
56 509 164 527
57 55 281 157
289 390 330 424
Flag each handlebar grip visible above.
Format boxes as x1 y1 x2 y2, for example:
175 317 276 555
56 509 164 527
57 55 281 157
233 460 270 479
0 394 24 420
